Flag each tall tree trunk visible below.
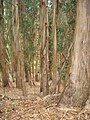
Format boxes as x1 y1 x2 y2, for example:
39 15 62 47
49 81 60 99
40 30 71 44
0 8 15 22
35 51 39 82
12 0 27 96
0 34 9 87
40 0 43 93
0 0 9 87
12 0 21 88
56 0 60 93
61 0 90 107
52 0 57 84
50 0 58 94
40 0 49 96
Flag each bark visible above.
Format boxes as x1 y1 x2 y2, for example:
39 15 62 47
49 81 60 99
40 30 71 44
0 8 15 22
35 51 39 82
23 37 29 82
40 0 43 93
0 34 9 87
12 0 27 96
52 0 57 83
61 0 90 107
50 0 58 93
0 0 9 87
40 0 49 96
12 0 21 88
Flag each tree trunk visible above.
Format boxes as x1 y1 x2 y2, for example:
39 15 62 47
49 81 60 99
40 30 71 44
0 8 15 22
61 0 90 107
12 0 21 88
52 0 57 83
35 51 39 82
12 0 27 96
0 34 9 87
0 0 9 87
40 0 49 96
49 0 58 94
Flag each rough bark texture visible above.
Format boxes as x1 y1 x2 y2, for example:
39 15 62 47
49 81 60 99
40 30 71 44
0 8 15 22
61 0 90 107
52 0 57 83
12 0 21 88
0 33 9 87
12 0 27 96
35 52 39 82
40 0 49 96
50 0 59 94
0 0 9 87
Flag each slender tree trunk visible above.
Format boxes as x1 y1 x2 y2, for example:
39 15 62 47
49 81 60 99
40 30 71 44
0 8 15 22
0 34 9 87
31 54 35 85
44 0 49 95
40 0 49 96
40 0 43 93
61 0 90 107
56 0 60 93
35 51 39 82
0 0 9 87
52 0 57 83
49 0 58 93
12 0 27 96
12 0 21 88
23 37 29 82
12 0 22 88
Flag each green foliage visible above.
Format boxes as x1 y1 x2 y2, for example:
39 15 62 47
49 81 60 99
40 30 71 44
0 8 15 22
58 0 76 53
57 0 77 80
1 0 77 82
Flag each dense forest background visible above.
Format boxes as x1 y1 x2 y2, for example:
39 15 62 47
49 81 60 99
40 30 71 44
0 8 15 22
0 0 76 93
0 0 90 119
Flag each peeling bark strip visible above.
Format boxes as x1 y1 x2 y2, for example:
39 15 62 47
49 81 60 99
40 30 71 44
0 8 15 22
60 0 90 107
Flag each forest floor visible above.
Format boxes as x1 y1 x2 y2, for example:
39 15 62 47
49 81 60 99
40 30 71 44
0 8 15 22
0 82 90 120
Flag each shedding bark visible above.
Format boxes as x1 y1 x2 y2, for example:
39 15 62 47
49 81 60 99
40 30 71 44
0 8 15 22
0 0 9 87
40 0 49 96
12 0 27 96
50 0 59 94
59 0 90 107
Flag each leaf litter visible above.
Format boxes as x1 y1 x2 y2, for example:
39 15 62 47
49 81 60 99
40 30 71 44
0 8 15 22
0 82 90 120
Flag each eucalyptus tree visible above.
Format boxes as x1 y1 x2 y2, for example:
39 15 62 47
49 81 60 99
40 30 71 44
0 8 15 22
11 0 27 96
52 0 57 88
59 0 90 107
49 0 60 93
51 0 61 93
40 0 49 96
0 0 9 87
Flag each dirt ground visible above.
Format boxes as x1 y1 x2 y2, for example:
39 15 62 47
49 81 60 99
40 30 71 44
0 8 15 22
0 82 90 120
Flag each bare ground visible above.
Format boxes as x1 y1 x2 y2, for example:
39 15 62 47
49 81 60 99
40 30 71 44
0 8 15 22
0 82 90 120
